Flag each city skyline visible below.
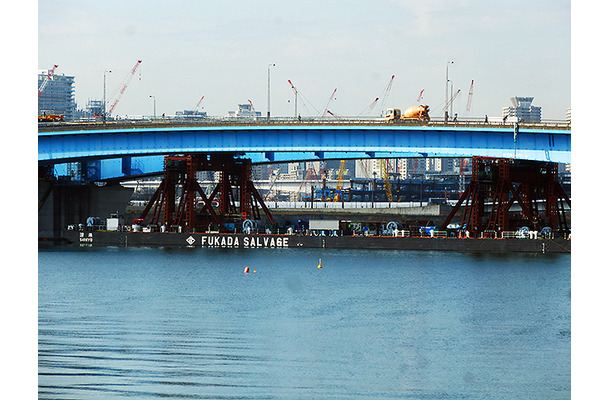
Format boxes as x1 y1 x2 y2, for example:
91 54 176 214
38 0 570 120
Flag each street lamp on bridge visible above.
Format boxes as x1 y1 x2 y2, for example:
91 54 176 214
103 70 111 124
149 95 156 119
445 60 454 123
267 63 276 121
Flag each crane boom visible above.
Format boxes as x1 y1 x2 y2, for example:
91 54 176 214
288 80 298 117
38 65 58 97
333 160 347 202
466 80 474 112
322 88 337 117
380 159 393 202
192 95 205 113
443 89 461 111
108 60 142 115
378 75 395 111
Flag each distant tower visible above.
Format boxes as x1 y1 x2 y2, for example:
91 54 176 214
502 97 541 123
38 70 76 121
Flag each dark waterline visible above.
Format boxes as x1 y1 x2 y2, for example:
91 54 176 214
39 247 570 399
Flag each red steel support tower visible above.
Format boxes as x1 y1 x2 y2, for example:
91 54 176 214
140 154 274 232
441 157 570 237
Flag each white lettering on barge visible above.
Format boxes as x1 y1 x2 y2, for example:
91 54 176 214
79 232 94 243
198 235 288 248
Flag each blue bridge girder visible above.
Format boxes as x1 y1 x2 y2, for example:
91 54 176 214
38 123 570 180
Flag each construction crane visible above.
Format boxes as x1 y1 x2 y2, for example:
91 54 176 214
38 65 58 97
378 75 395 112
358 97 379 116
466 80 474 112
192 95 205 113
287 79 327 117
333 160 347 202
288 79 298 118
107 60 142 115
264 169 281 201
297 167 320 201
380 159 393 202
321 88 337 117
443 89 461 113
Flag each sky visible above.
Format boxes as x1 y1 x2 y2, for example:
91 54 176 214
37 0 571 120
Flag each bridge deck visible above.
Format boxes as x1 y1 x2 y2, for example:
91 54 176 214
38 118 571 133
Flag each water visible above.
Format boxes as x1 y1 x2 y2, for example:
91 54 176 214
39 247 570 399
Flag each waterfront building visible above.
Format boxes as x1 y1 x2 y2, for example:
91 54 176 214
441 158 461 174
250 164 267 181
38 70 76 121
502 97 541 123
227 103 261 118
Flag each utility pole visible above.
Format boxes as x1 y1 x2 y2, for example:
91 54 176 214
149 95 156 119
445 60 454 123
449 81 453 118
267 63 275 121
103 70 111 124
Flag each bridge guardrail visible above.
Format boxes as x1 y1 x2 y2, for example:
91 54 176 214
38 116 571 132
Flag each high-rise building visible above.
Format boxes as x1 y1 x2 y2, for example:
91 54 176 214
85 99 103 119
38 70 77 121
502 97 541 123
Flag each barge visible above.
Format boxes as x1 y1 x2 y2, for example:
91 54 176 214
64 230 571 254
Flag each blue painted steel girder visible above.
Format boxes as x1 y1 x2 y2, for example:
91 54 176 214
38 125 571 165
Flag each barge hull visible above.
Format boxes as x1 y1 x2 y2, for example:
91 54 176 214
65 231 570 254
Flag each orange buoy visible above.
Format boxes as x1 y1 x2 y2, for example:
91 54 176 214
317 259 322 269
244 266 250 274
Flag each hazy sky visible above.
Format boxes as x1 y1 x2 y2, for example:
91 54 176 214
38 0 570 120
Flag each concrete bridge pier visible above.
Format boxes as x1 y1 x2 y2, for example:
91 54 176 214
38 178 134 242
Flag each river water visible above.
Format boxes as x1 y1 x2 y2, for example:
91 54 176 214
38 247 570 399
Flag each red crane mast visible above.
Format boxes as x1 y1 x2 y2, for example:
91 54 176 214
466 80 474 112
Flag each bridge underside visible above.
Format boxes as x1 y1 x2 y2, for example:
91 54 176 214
39 124 570 181
134 153 571 236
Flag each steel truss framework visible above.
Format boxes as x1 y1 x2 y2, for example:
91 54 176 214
440 157 570 236
140 154 274 232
